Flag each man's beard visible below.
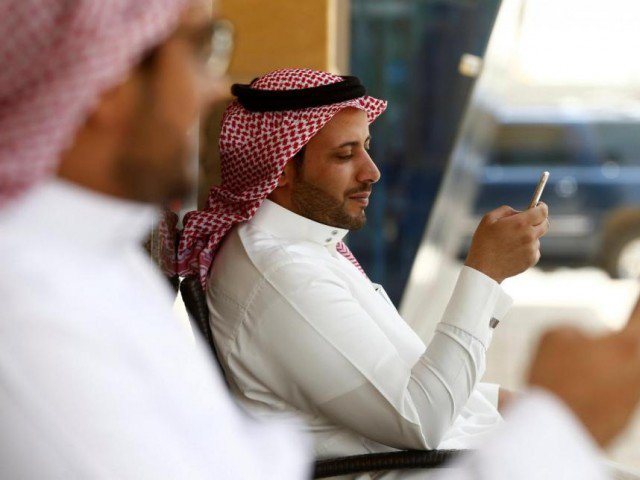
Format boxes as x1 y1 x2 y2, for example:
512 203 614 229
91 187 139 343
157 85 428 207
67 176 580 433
291 176 371 230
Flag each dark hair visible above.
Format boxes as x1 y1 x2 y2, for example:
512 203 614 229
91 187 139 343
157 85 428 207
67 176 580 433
292 146 306 168
139 46 160 71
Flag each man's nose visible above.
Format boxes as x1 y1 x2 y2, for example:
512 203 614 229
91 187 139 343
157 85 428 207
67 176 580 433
357 151 381 184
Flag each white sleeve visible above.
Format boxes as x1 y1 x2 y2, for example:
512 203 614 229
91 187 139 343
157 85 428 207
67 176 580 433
431 389 608 480
0 314 310 480
246 263 511 450
403 267 512 447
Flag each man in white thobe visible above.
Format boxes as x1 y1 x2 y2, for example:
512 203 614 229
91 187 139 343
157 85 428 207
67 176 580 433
178 68 550 467
0 2 308 478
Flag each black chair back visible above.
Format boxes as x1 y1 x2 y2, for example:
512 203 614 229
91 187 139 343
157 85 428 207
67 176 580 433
179 275 228 384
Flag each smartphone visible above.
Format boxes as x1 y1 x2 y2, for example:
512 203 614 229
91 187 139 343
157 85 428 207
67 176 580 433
529 171 550 209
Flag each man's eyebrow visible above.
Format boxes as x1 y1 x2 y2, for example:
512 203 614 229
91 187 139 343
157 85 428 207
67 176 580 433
333 136 372 150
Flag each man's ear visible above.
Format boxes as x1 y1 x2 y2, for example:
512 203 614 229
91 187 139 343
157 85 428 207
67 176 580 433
276 159 297 188
268 158 298 207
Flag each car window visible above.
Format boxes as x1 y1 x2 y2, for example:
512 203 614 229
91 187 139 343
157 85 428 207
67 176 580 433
488 123 577 166
592 123 640 165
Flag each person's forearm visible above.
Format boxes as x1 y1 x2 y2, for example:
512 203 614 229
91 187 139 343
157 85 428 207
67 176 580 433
408 323 486 447
406 267 512 446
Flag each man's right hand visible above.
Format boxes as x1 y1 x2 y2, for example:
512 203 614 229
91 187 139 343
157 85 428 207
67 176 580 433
528 304 640 447
464 203 549 283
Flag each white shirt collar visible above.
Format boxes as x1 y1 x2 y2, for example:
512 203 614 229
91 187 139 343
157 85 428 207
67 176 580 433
2 178 159 248
249 199 349 247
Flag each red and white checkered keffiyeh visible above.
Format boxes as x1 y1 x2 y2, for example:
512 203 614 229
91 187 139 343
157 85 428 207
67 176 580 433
0 0 188 207
178 68 387 287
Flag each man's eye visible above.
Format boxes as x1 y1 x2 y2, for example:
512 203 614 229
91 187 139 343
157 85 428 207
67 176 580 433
336 154 353 160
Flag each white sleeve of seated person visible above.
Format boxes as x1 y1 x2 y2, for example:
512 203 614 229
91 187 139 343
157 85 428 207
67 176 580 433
0 311 310 479
251 263 512 450
432 389 608 480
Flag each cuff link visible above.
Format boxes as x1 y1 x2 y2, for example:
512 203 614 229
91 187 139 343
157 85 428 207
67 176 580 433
489 317 500 329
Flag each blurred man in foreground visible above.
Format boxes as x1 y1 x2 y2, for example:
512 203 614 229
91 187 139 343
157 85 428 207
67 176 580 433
0 1 308 478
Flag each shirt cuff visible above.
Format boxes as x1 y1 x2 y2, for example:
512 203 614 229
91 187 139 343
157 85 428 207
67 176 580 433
440 266 513 347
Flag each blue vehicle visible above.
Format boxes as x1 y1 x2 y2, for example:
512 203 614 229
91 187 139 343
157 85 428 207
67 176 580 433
461 113 640 278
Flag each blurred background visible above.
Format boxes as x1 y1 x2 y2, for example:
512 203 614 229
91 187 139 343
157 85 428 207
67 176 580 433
178 0 640 469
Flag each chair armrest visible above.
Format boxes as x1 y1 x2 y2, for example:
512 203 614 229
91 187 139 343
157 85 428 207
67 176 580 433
313 449 464 478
